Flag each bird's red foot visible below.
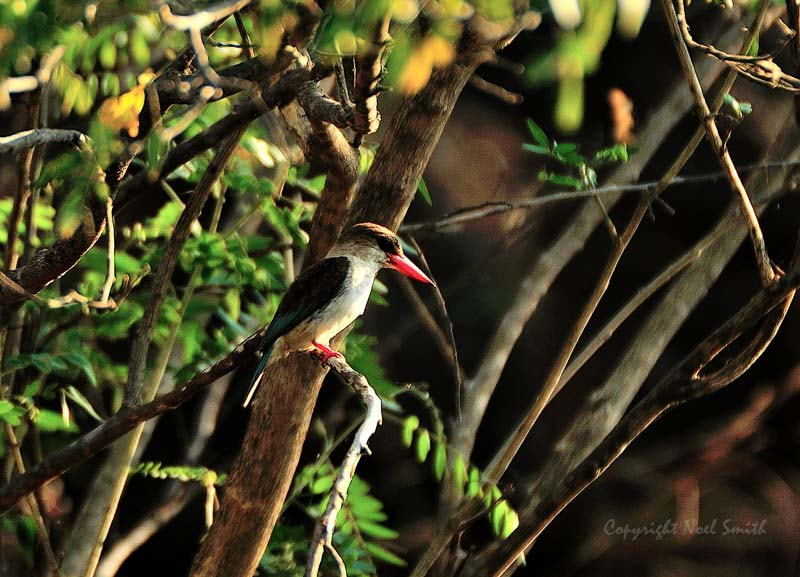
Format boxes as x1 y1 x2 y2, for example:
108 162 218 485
312 341 343 364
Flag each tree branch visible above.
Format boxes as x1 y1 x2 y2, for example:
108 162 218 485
664 0 777 285
189 15 509 577
351 14 391 145
305 355 382 577
0 326 268 515
59 125 248 577
479 267 799 577
0 128 86 154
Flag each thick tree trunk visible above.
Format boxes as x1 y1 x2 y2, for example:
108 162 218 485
189 50 486 577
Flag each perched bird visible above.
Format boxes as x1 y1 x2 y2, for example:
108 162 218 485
243 222 434 407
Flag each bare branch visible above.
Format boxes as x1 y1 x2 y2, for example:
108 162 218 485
401 159 800 233
480 270 799 577
2 424 63 577
675 0 800 92
352 14 391 145
665 0 777 285
158 0 253 31
305 355 382 577
468 74 523 104
416 11 775 576
0 128 86 154
0 46 64 108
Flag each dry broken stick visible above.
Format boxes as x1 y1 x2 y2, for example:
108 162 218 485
304 354 382 577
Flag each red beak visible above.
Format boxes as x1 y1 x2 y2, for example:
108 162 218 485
388 254 435 285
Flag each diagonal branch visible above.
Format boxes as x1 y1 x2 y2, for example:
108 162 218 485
664 0 776 285
59 125 249 577
479 267 799 577
0 325 269 516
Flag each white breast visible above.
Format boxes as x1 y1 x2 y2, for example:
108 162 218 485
315 257 378 341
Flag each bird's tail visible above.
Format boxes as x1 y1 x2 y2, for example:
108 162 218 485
243 342 275 408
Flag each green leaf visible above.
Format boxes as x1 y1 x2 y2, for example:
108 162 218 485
417 178 432 206
553 142 579 155
539 172 584 190
6 353 68 374
746 33 759 57
64 386 103 422
433 443 446 481
356 520 399 540
591 144 629 166
364 543 406 567
491 499 510 535
34 408 78 432
0 401 25 426
466 466 482 498
501 508 520 538
63 352 98 387
129 28 150 68
522 143 550 155
99 39 117 70
401 415 419 448
415 429 431 463
310 475 334 494
526 119 549 149
453 453 468 491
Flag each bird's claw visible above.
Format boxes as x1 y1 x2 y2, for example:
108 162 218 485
312 341 343 364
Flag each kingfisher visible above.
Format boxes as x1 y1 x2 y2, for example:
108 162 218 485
243 222 434 407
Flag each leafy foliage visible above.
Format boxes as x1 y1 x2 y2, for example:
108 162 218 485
400 396 521 541
524 118 631 190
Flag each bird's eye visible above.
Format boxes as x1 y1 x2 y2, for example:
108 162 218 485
377 236 396 254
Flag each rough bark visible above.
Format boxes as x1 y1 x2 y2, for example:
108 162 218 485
188 46 490 577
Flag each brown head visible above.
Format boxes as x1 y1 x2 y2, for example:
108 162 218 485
335 222 434 285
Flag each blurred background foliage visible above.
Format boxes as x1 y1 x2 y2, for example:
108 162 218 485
1 0 799 576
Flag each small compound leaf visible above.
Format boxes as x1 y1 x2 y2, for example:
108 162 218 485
415 428 431 463
64 386 103 422
526 118 549 148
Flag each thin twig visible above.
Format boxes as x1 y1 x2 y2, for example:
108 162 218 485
468 74 523 104
484 270 799 577
158 0 252 31
417 14 771 570
351 14 391 145
664 0 776 285
558 230 716 388
401 159 800 233
407 235 463 419
675 0 800 92
0 46 64 107
234 11 256 59
100 198 116 304
5 91 41 270
0 128 86 154
3 424 63 577
189 27 221 86
304 355 382 577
